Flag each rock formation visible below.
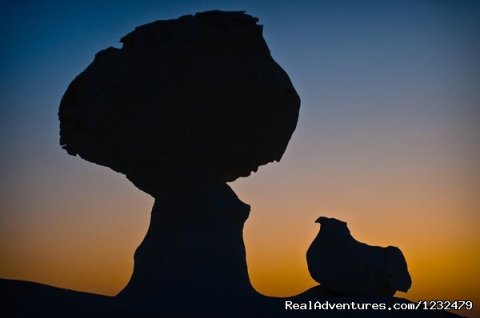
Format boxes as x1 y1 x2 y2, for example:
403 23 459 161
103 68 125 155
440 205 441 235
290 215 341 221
58 10 299 315
58 10 300 195
307 216 412 296
116 180 261 315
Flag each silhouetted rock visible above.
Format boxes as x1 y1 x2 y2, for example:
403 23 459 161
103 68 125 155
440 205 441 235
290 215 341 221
307 217 412 296
59 10 300 194
58 10 299 315
116 180 263 315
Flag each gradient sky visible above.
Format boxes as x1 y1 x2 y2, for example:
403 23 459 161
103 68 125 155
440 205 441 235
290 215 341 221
1 1 479 317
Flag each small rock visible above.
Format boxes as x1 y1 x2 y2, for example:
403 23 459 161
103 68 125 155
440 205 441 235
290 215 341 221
307 216 412 296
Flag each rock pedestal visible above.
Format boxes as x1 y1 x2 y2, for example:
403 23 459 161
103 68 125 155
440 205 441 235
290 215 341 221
117 180 260 315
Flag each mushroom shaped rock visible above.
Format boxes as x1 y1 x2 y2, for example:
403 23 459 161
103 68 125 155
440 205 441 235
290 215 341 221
58 11 299 315
306 216 412 296
58 10 300 195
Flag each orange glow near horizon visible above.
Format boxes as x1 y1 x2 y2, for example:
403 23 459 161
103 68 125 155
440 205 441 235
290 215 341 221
1 136 478 317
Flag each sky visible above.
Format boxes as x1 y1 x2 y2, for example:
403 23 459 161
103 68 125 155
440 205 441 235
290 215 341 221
1 0 479 316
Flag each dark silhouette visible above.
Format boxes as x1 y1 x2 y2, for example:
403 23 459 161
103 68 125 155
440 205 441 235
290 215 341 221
59 10 300 193
0 11 460 317
58 10 299 315
307 217 412 296
117 181 260 315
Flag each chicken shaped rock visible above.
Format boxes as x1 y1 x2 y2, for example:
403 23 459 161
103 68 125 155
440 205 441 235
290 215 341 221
307 216 412 296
